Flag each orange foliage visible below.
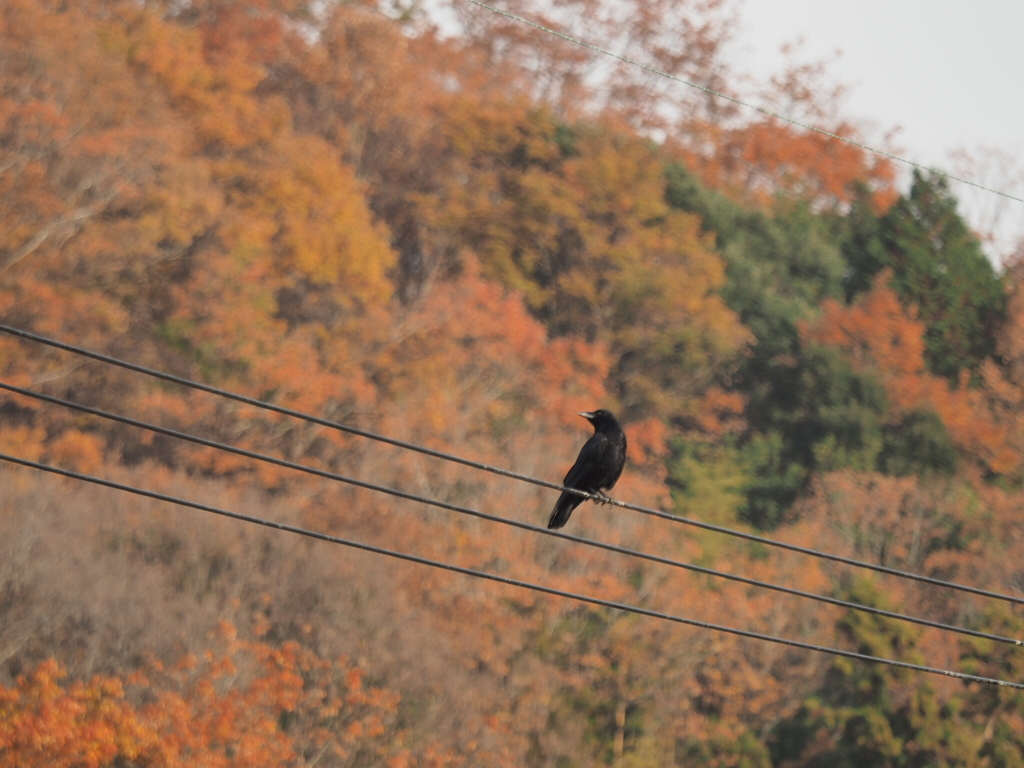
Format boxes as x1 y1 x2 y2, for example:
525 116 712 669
803 272 1018 476
977 256 1024 473
0 626 457 768
377 256 609 430
675 51 898 211
0 425 46 463
0 660 161 768
690 385 746 437
46 430 106 474
423 104 750 421
681 118 898 212
0 0 400 483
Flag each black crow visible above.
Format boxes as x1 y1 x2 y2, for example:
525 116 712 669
548 409 627 530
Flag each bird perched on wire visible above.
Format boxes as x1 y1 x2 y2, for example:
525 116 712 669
548 409 627 530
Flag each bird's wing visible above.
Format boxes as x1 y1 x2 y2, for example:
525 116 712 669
563 432 609 488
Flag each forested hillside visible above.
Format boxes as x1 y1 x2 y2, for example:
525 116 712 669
3 0 1024 765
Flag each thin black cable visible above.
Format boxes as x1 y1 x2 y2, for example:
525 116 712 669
458 0 1024 205
3 323 1023 607
1 451 1021 689
2 378 1022 649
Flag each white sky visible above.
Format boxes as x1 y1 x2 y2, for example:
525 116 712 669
734 0 1024 262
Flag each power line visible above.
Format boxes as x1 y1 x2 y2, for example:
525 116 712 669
2 377 1022 649
2 450 1021 691
3 323 1023 607
0 323 558 490
458 0 1024 205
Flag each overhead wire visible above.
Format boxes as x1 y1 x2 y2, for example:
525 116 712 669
458 0 1024 205
2 449 1022 690
3 323 1024 608
2 376 1022 649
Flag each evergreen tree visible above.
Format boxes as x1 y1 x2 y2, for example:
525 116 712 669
838 172 1006 382
769 579 979 768
738 345 888 528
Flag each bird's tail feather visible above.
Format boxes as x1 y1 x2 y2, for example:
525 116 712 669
548 492 579 530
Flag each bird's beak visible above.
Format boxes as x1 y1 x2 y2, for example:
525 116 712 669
578 411 595 420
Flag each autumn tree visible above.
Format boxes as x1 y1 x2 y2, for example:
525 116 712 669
674 45 898 212
0 0 409 482
0 628 454 768
805 274 1017 478
417 104 749 423
444 0 740 131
